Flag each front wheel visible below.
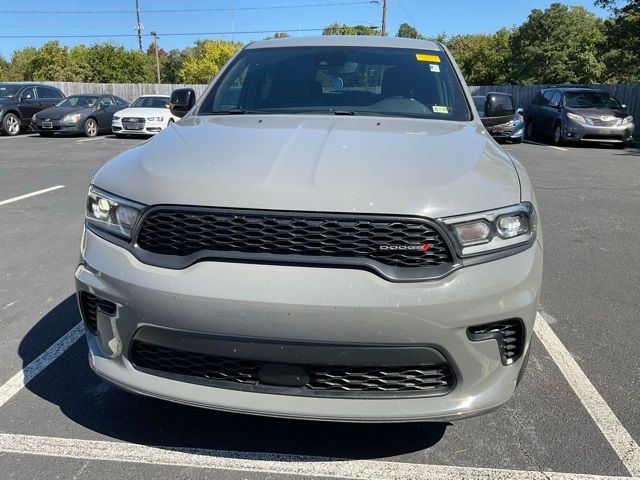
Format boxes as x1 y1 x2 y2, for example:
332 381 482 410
84 118 98 137
525 120 534 139
2 113 21 136
553 123 563 145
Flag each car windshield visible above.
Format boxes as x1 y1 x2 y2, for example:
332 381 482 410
199 46 471 121
130 96 171 108
0 84 23 98
564 91 622 109
56 95 100 108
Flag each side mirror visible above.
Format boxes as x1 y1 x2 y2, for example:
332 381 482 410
548 100 560 109
484 93 515 118
621 104 627 109
516 107 524 114
170 88 196 118
19 93 32 101
98 101 109 109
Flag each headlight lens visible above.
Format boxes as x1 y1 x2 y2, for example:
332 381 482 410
113 116 121 121
443 202 537 257
622 115 633 124
86 186 145 239
567 112 586 124
62 113 81 123
31 114 36 121
147 116 164 121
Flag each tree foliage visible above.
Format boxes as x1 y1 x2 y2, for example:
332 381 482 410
178 39 242 83
510 3 604 84
396 23 426 39
446 29 513 84
322 22 380 35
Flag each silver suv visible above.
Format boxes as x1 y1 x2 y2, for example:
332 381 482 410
76 36 543 422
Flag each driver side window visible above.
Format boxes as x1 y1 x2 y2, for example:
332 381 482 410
20 87 35 100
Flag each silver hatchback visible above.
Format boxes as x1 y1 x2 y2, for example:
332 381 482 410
76 36 543 422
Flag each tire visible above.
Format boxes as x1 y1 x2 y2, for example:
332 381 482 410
1 112 21 136
525 120 534 139
84 118 98 137
552 123 563 145
39 131 54 137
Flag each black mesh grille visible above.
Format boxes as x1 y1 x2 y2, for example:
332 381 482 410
468 319 524 365
130 341 454 397
79 292 116 334
136 208 453 269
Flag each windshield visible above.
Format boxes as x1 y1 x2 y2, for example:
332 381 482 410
564 91 622 109
0 84 23 98
199 46 471 121
56 95 100 108
130 96 171 108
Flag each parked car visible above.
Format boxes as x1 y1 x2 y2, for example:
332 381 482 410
0 83 65 136
76 36 542 422
473 93 524 143
32 94 129 137
525 87 634 147
112 94 179 137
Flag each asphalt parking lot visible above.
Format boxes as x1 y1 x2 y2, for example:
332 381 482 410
0 132 639 480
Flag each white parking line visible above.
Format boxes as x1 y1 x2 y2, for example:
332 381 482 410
524 140 569 152
0 433 636 480
0 185 65 207
0 322 83 408
77 137 105 143
535 312 640 476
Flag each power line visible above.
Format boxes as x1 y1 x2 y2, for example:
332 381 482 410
0 27 342 39
0 1 378 15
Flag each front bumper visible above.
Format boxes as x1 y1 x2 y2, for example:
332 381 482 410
563 120 634 143
75 228 543 422
487 123 524 141
32 119 82 134
112 119 166 135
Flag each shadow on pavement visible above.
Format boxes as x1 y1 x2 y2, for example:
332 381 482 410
19 295 448 460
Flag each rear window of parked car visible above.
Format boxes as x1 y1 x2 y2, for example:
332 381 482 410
199 46 471 121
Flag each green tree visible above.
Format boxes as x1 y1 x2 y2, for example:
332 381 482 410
83 43 153 82
161 49 188 83
264 32 290 40
178 39 242 83
396 23 426 39
595 0 640 81
322 22 380 35
0 56 9 81
446 29 513 85
4 47 38 81
510 3 604 84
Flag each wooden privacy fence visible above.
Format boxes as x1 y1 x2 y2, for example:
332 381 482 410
44 81 639 127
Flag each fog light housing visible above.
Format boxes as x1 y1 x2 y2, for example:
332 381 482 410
453 221 492 246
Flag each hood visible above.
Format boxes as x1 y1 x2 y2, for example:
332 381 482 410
567 107 629 119
36 106 90 120
116 107 172 119
93 115 521 218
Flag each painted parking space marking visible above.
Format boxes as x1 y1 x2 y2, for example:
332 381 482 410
0 185 65 207
0 322 83 409
0 433 637 480
535 312 640 476
524 140 569 152
77 137 106 143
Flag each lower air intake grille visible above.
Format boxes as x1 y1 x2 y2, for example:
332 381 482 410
130 341 454 398
78 292 116 334
467 319 524 365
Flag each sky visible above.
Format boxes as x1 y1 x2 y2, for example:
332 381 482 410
0 0 611 58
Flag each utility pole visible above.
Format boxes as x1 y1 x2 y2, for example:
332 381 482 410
151 31 160 84
134 0 143 52
381 0 387 36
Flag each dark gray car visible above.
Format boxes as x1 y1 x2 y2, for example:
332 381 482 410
33 94 129 137
0 83 65 136
525 87 634 147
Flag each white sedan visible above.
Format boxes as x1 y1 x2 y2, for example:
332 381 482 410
112 95 179 137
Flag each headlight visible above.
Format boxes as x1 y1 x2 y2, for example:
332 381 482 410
147 116 164 121
622 115 633 124
113 116 121 121
31 114 36 121
566 112 586 124
442 202 537 257
62 113 81 123
86 186 145 239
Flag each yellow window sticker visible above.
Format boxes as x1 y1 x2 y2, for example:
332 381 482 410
432 105 449 114
416 53 440 63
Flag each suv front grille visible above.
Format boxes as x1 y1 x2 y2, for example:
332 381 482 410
130 340 454 398
135 208 453 270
